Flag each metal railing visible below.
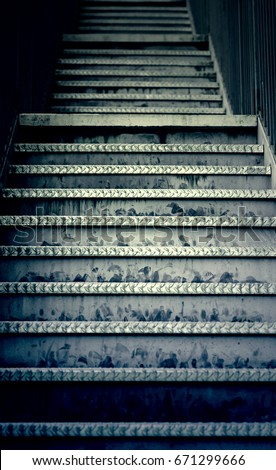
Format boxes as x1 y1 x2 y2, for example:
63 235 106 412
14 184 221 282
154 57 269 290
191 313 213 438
189 0 276 150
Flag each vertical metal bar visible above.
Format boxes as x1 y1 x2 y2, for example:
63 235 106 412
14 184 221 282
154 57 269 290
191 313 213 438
189 0 274 146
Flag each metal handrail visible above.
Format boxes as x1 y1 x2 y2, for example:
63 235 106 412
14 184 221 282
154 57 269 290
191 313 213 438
189 0 275 150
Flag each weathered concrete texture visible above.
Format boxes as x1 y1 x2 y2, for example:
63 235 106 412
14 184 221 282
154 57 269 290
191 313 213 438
1 226 275 248
0 257 275 283
0 294 275 322
18 129 258 145
2 198 275 217
8 174 270 189
0 335 275 369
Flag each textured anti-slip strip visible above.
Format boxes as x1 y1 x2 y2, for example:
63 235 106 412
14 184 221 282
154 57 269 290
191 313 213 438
14 143 263 153
0 368 275 382
0 282 275 295
1 215 276 227
0 321 275 335
2 189 273 199
0 422 275 437
1 246 275 258
9 165 270 175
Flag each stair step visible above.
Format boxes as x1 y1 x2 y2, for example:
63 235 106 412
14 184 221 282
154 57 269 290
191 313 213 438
1 368 275 381
7 174 269 190
3 191 273 217
62 33 207 44
2 225 274 246
14 143 263 153
81 4 188 9
81 7 189 13
54 80 219 94
1 255 275 283
1 246 275 257
1 321 276 335
57 58 211 66
78 20 192 27
51 92 220 101
80 13 190 18
79 19 191 25
2 188 273 199
55 70 216 80
0 333 275 368
12 154 264 167
1 422 274 438
62 49 210 57
1 293 274 322
18 113 256 128
77 26 193 32
49 107 225 114
2 383 275 432
9 165 269 175
2 215 276 226
0 282 275 295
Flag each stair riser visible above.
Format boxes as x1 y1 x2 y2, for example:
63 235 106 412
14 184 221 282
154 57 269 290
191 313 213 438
0 382 274 423
55 74 216 82
53 86 219 94
0 335 275 369
56 66 212 73
49 107 226 115
62 46 207 54
79 14 190 19
1 437 274 450
78 19 191 25
0 257 274 283
77 26 193 33
8 174 269 190
1 294 274 322
18 130 257 145
1 199 273 216
1 226 275 247
57 59 211 67
13 153 264 166
50 100 222 108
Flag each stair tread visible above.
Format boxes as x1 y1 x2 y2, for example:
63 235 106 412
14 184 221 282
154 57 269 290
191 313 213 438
9 165 269 175
79 19 191 24
62 49 210 57
2 188 272 199
49 107 225 114
62 33 207 43
15 143 263 153
81 7 189 12
19 113 257 127
1 215 275 227
57 59 210 66
1 368 275 382
77 26 193 32
55 80 218 88
0 281 275 295
55 69 215 77
1 321 276 335
52 93 220 100
1 246 275 257
1 421 274 437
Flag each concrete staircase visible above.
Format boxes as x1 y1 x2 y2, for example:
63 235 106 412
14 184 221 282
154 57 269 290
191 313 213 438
0 0 275 449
